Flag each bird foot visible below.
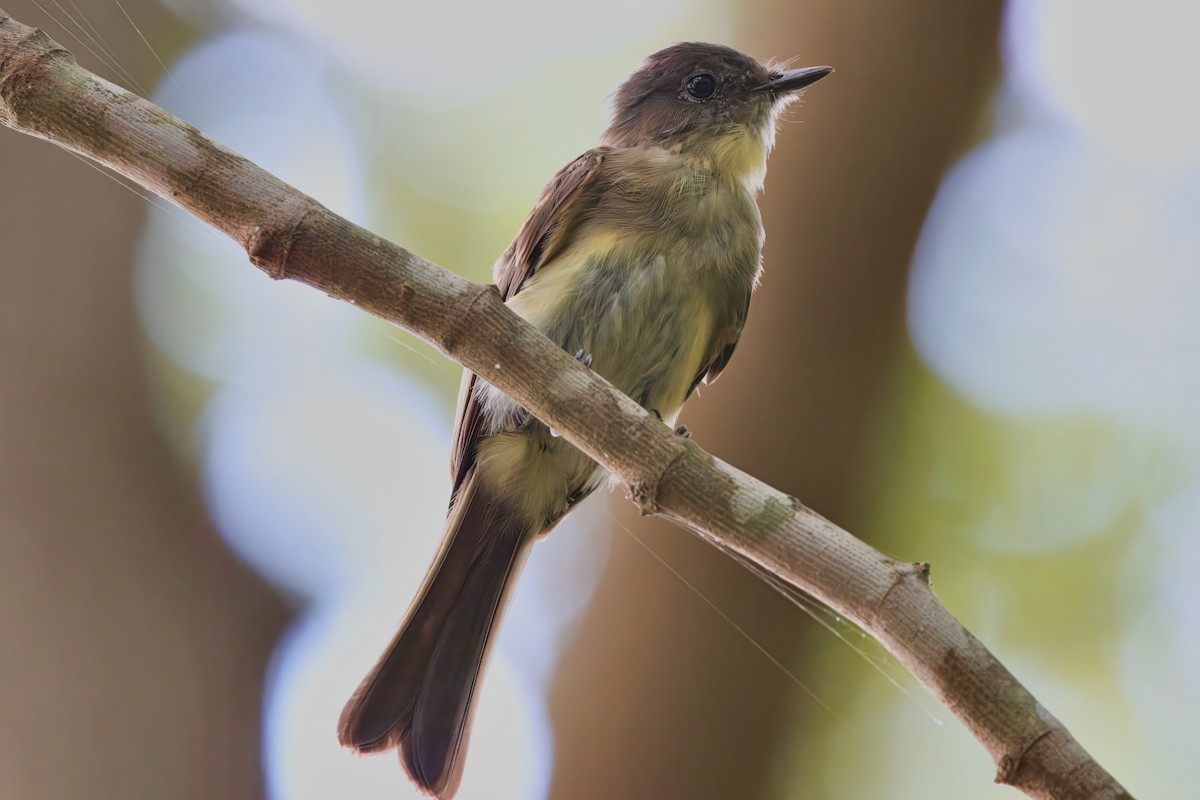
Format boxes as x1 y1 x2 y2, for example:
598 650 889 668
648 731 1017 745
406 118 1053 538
647 409 691 438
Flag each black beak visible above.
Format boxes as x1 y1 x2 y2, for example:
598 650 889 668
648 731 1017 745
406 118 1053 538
753 65 834 94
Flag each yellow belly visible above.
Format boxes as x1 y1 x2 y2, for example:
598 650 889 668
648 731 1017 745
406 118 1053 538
506 235 715 425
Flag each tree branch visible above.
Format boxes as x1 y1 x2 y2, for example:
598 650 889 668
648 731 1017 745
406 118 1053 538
0 10 1132 799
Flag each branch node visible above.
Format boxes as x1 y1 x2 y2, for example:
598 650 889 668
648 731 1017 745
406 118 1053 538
244 202 318 280
629 441 691 517
0 26 70 126
629 481 657 515
874 559 927 619
996 727 1053 786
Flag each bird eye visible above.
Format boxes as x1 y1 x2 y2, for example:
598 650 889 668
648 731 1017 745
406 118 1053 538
685 73 717 100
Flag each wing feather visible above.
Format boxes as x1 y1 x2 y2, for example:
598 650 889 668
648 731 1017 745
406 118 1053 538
687 293 751 401
449 149 607 492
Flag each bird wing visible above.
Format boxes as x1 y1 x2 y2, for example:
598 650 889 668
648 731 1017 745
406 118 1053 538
449 148 607 493
688 292 751 400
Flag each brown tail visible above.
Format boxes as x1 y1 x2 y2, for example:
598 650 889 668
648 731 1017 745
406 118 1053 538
337 470 532 798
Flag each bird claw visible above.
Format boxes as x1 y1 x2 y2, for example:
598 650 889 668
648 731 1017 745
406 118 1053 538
647 410 690 438
573 349 593 368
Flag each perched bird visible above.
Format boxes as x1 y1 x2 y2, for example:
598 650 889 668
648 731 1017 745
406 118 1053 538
338 42 831 798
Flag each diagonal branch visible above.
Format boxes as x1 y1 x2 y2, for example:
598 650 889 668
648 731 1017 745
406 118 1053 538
0 10 1132 799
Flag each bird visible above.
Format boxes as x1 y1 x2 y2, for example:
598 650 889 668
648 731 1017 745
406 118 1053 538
337 42 831 798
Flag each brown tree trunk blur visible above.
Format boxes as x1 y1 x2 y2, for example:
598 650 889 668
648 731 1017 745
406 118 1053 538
0 3 287 798
550 2 1004 798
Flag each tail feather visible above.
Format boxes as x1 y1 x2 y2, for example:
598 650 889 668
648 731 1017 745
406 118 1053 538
338 471 532 798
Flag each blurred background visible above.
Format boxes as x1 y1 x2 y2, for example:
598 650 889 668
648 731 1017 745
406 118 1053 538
1 0 1194 797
